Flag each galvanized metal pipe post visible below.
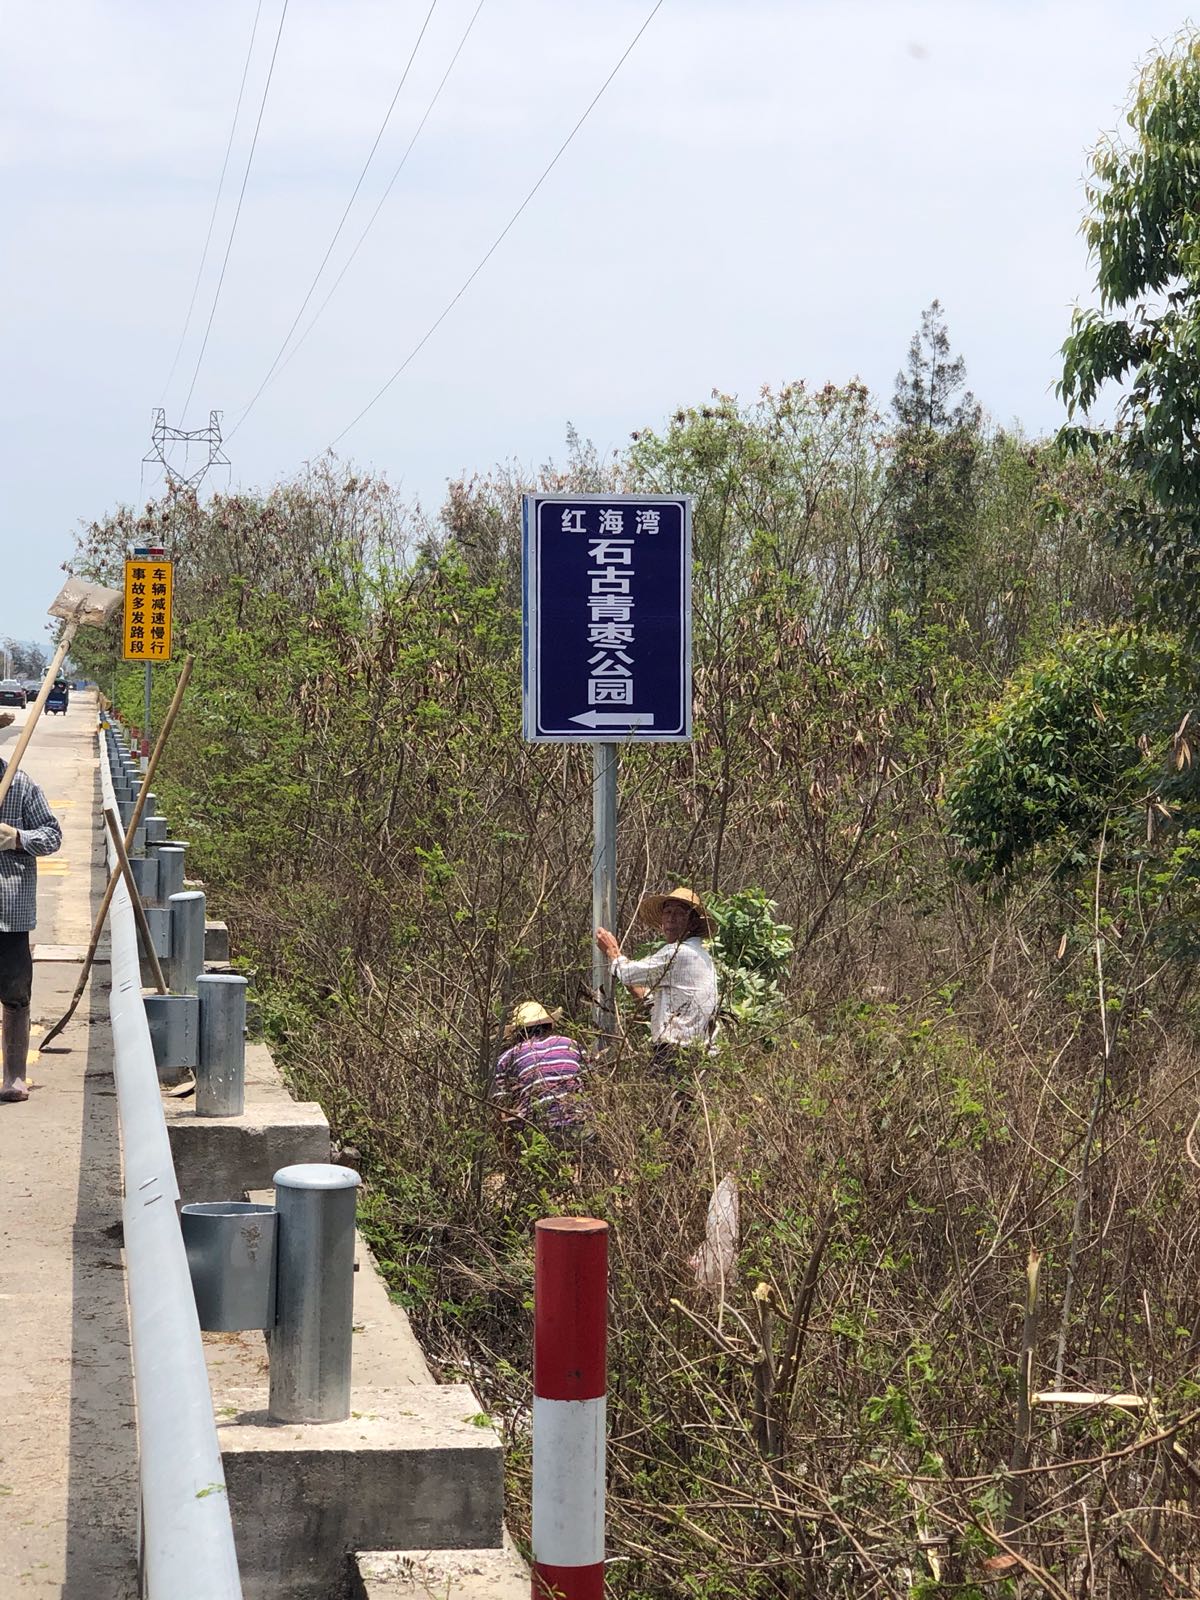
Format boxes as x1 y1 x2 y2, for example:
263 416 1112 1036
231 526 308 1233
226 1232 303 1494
195 973 247 1117
268 1164 362 1423
532 1217 609 1600
155 844 186 906
591 743 617 1036
169 889 206 994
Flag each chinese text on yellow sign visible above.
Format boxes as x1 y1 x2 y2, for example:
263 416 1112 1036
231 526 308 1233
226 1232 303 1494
123 558 173 662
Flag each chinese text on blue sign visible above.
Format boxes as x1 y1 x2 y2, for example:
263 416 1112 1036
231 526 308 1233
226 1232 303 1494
522 494 691 742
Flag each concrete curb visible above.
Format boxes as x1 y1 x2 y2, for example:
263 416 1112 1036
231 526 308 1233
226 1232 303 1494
353 1538 531 1599
164 1041 330 1205
217 1385 505 1600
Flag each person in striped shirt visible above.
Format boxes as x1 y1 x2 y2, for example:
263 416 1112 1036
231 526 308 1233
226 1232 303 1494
0 750 63 1102
491 1001 587 1141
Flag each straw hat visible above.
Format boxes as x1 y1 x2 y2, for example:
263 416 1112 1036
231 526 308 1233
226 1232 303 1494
637 885 714 938
504 1000 564 1040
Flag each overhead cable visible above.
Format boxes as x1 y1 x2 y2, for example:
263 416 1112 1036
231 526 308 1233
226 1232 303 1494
180 0 291 426
327 0 666 449
160 0 265 407
227 0 442 441
229 0 486 441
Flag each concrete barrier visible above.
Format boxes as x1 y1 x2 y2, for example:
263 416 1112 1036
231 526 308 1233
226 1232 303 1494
164 1042 330 1205
201 1208 515 1600
218 1386 504 1600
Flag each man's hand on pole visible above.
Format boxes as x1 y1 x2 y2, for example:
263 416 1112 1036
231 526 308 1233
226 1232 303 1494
597 927 648 999
0 824 19 852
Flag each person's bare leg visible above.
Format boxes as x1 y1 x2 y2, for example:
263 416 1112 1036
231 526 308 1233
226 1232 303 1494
1 1003 30 1100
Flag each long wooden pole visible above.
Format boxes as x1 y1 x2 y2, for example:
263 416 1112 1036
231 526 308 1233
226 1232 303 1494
104 807 168 995
0 625 77 809
40 657 193 1049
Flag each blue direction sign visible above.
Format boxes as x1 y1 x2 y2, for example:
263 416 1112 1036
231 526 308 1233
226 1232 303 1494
522 493 692 742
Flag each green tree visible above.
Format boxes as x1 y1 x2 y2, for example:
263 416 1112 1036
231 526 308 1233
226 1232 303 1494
1 639 47 678
1059 29 1200 640
887 300 982 618
945 627 1178 880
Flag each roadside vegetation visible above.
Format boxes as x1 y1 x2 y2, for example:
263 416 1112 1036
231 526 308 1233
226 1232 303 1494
71 32 1200 1598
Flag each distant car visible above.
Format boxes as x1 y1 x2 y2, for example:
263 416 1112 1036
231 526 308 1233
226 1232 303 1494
0 680 26 708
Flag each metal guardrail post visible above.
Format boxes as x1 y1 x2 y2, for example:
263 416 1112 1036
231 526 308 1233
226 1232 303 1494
130 855 159 904
155 844 186 904
169 890 206 994
268 1164 362 1423
195 974 247 1116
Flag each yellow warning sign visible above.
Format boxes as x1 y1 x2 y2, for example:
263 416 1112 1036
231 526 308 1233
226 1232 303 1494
123 557 173 662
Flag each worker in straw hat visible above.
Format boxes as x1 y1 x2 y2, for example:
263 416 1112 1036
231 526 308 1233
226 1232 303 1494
596 886 719 1071
491 1000 587 1143
0 740 63 1103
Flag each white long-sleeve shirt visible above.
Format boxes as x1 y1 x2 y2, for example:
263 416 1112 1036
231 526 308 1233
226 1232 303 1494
612 936 718 1047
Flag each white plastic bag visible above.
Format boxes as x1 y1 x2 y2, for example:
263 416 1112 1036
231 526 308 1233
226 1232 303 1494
689 1174 739 1293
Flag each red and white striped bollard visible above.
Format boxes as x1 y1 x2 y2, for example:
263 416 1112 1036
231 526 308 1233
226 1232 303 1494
532 1216 608 1600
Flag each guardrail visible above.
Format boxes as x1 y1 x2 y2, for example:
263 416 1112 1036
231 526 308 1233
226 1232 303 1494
98 721 244 1599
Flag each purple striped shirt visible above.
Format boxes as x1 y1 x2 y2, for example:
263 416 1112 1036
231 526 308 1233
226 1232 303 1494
492 1034 586 1129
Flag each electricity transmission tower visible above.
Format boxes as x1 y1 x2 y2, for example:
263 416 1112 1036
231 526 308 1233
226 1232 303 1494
142 409 230 493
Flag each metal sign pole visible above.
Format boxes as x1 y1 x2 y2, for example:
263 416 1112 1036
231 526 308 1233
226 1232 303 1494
592 742 617 1036
143 662 152 768
124 545 174 767
522 493 691 1042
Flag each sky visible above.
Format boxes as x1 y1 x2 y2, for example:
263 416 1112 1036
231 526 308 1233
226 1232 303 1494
0 0 1193 641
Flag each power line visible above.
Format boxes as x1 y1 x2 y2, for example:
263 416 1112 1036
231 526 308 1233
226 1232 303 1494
229 0 486 442
160 0 265 407
180 0 291 426
327 0 666 450
226 0 443 442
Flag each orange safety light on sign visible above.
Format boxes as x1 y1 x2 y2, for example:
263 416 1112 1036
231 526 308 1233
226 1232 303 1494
123 557 173 662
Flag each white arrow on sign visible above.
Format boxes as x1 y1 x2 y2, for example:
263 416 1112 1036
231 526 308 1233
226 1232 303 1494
569 710 656 728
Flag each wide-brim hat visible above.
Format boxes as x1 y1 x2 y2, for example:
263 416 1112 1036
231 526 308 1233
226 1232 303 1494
504 1000 564 1040
637 885 714 938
